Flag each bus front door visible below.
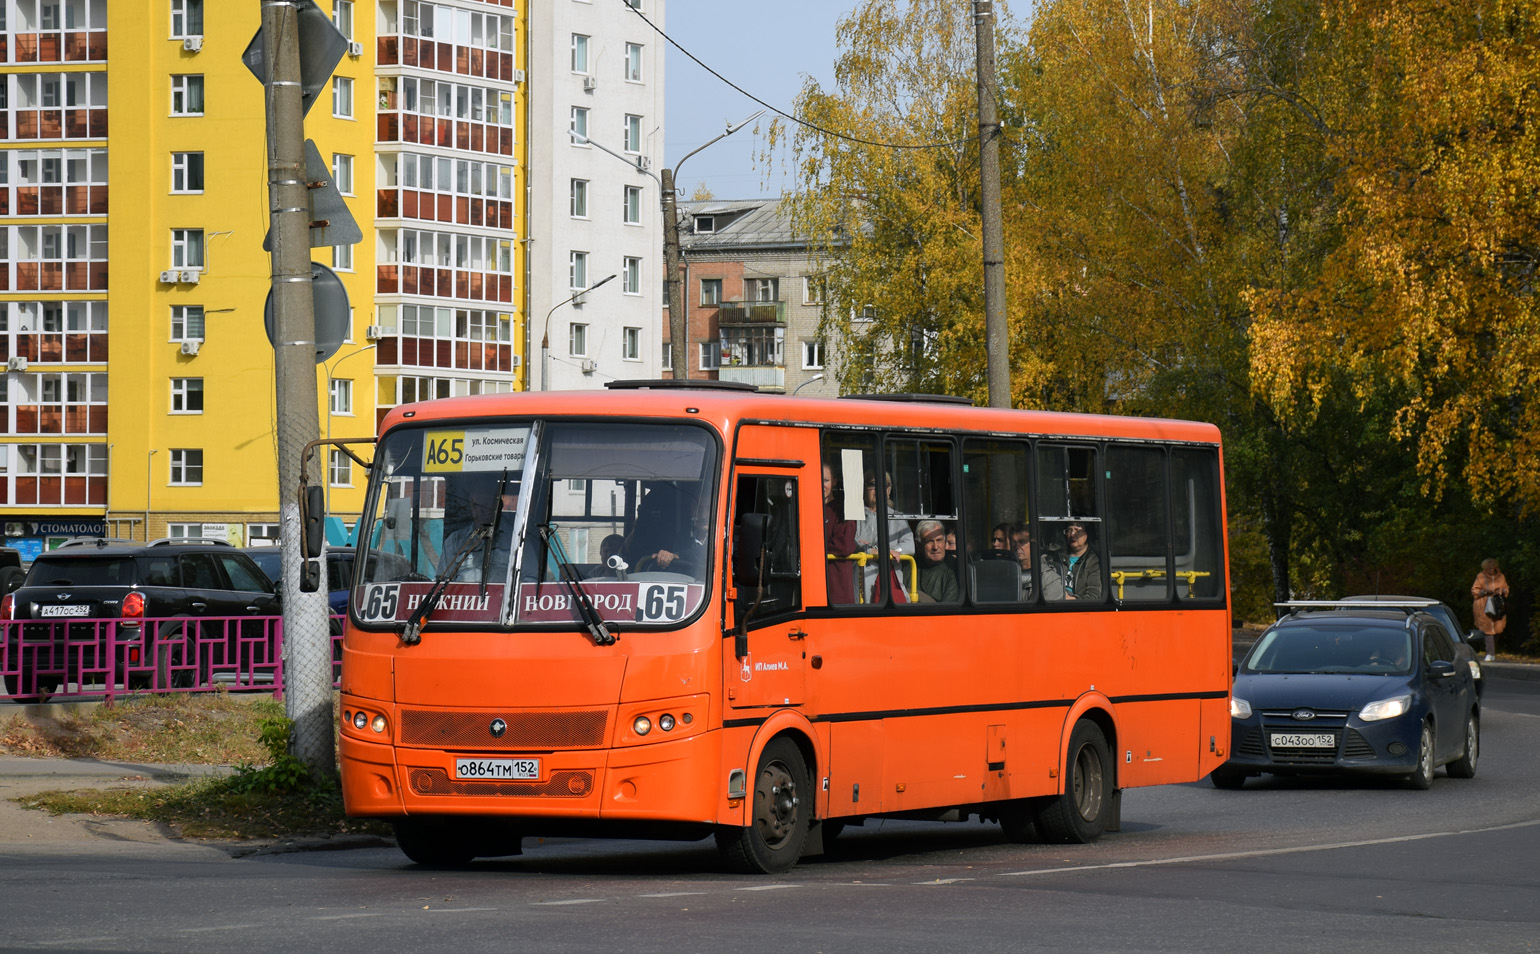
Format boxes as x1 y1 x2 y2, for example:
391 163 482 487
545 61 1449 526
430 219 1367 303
727 464 809 711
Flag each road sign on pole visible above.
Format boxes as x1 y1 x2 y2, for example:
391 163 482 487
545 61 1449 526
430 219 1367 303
263 261 351 364
263 139 362 251
242 0 347 119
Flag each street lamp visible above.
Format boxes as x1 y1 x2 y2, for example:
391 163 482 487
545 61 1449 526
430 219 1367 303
571 110 764 380
323 343 376 512
793 373 826 395
541 273 616 391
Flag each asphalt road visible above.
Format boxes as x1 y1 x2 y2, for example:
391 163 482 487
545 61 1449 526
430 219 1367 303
2 676 1537 954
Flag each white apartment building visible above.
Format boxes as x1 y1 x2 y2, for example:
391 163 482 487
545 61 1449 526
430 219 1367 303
527 0 664 391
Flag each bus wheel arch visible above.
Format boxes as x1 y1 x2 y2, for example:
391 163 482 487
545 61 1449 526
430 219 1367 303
717 723 818 874
1038 705 1119 844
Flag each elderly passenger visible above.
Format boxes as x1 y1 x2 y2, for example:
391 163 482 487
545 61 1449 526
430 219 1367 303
914 520 960 603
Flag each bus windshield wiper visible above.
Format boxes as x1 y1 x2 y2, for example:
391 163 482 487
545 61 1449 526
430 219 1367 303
539 523 616 647
478 469 510 596
401 522 493 646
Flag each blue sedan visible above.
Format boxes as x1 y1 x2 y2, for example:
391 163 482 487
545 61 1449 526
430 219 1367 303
1214 604 1479 790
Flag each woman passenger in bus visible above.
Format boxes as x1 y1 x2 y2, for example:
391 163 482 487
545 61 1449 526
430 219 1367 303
822 461 858 604
1062 522 1104 601
854 472 914 597
914 520 960 603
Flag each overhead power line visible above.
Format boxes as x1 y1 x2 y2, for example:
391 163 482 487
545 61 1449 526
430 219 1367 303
621 0 975 151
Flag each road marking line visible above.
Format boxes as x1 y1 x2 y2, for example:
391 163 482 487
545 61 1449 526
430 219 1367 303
34 939 116 947
917 877 975 884
1001 818 1540 877
738 884 798 891
178 925 263 932
534 899 605 906
422 907 499 913
638 892 709 898
311 913 383 920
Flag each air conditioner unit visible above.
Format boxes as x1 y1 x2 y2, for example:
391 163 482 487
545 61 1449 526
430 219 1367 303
512 69 526 84
348 41 363 56
510 354 522 367
580 359 597 374
179 270 201 284
582 76 598 91
182 36 203 53
365 325 385 341
159 270 179 284
6 357 28 372
180 341 201 356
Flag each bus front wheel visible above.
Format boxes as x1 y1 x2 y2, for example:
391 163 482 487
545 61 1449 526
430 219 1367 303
716 737 810 874
1036 719 1113 844
393 818 478 867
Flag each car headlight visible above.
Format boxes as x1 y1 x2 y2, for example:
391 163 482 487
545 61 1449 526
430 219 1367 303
1230 696 1252 719
1360 694 1411 722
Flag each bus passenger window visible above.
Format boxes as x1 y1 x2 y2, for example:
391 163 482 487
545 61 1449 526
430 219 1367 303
821 433 879 605
1038 444 1105 603
1172 449 1224 601
1106 445 1172 602
962 438 1030 603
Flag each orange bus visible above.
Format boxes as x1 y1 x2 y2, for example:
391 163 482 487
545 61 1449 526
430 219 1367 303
323 381 1232 872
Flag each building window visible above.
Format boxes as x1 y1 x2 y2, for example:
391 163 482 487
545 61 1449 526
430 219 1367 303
332 0 354 40
700 278 722 305
746 277 779 301
171 75 204 116
694 215 715 234
570 178 589 218
623 327 641 361
569 323 588 357
171 305 205 342
333 77 354 118
571 34 589 73
247 523 280 545
623 114 643 153
332 153 354 195
802 339 825 370
622 256 641 295
330 378 353 415
625 0 642 8
661 342 672 371
699 342 721 370
329 449 352 487
333 243 353 271
623 185 642 225
569 250 588 290
171 0 204 38
171 377 204 413
803 276 825 305
625 43 644 82
570 106 589 144
171 152 204 193
171 229 205 270
169 449 204 486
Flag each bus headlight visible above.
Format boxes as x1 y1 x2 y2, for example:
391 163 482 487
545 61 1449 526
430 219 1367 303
633 715 652 736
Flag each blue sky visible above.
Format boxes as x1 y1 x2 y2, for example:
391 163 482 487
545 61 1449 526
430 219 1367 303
660 0 859 200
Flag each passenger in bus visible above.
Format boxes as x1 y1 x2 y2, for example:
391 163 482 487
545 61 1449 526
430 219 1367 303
985 523 1015 560
914 520 960 603
438 475 518 583
1062 522 1104 601
823 461 858 604
854 473 914 596
1010 524 1064 601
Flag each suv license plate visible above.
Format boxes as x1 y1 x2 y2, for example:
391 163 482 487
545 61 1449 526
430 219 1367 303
1270 732 1333 748
455 758 540 781
40 605 90 618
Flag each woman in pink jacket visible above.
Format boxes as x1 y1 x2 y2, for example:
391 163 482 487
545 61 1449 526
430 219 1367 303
1471 558 1510 662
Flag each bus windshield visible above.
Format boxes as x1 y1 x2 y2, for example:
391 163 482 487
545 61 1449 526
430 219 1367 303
352 419 718 630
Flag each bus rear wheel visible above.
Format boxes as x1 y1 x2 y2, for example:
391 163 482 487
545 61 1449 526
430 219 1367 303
716 737 810 874
1036 719 1113 844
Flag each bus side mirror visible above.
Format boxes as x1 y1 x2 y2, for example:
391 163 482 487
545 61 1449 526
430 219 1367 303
302 484 325 559
300 559 322 593
733 513 769 587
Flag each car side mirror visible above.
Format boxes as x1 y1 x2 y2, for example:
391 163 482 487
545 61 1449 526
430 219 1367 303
302 484 326 559
1465 629 1485 648
1428 659 1456 678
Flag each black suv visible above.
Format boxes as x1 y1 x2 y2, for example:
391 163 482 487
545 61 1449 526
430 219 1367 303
1 538 279 700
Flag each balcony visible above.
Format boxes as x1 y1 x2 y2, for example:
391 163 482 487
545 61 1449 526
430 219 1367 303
716 300 784 325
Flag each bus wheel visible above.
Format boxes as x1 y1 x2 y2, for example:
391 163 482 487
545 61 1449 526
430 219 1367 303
393 818 477 867
1036 720 1113 844
716 737 810 874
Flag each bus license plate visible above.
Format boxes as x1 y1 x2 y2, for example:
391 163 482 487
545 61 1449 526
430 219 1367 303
455 758 540 781
1270 732 1333 748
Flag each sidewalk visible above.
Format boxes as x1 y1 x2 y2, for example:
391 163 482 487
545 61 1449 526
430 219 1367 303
0 756 229 848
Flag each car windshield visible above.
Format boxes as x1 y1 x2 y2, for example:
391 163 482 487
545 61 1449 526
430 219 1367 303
353 419 718 630
1246 621 1413 675
26 556 136 587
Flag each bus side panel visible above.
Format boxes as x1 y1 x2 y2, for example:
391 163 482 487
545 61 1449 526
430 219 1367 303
340 644 394 700
827 719 886 817
1111 699 1199 788
1199 695 1231 775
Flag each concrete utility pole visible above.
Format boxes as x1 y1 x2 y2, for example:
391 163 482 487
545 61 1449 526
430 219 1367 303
974 0 1011 408
260 0 334 778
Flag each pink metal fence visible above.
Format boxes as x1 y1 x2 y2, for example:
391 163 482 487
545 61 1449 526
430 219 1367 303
0 615 343 703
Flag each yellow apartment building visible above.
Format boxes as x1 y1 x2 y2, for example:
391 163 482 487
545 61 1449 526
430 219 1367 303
0 0 527 558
